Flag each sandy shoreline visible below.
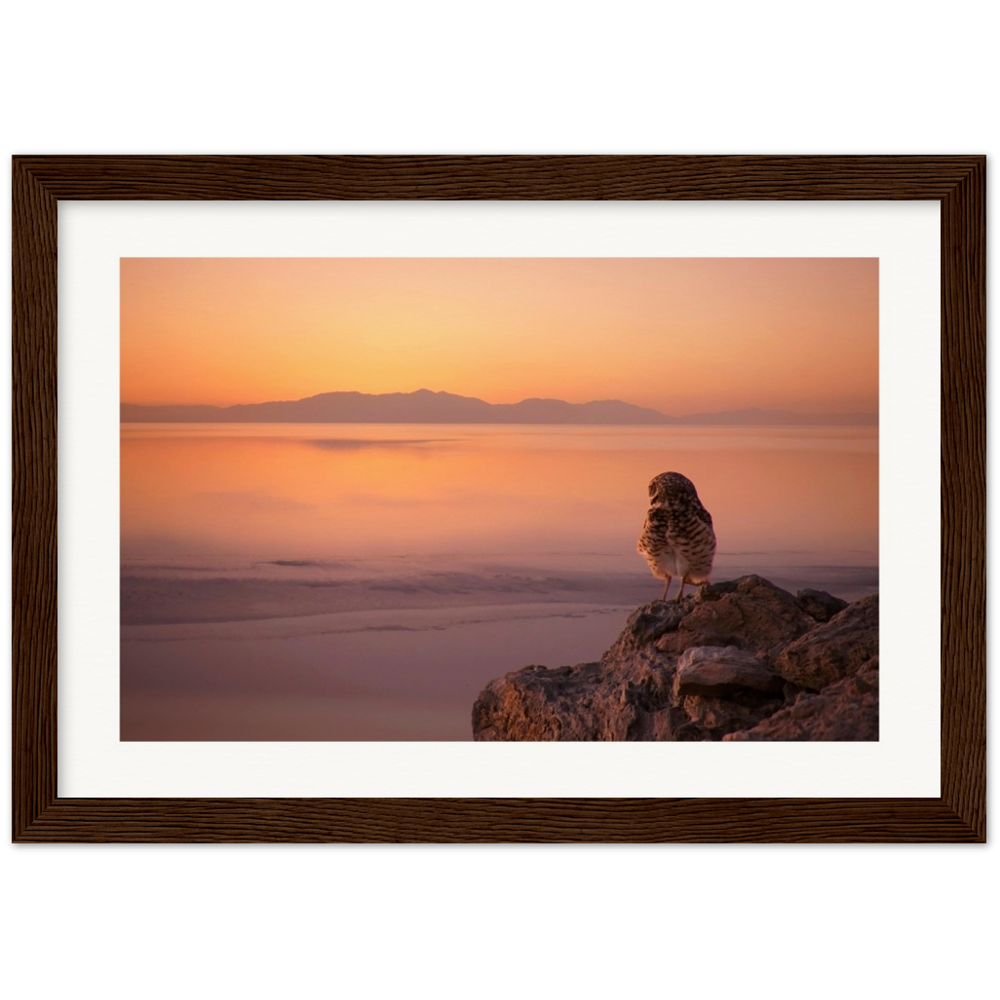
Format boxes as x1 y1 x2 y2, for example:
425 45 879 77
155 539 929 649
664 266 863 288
122 601 633 741
121 556 878 627
120 560 878 741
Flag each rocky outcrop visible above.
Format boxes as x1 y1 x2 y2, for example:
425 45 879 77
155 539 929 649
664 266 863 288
471 575 878 742
774 594 879 691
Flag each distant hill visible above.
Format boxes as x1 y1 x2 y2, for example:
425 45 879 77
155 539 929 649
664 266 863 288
120 389 877 426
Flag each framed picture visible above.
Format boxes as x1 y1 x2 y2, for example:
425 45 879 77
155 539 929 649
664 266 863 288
13 156 985 842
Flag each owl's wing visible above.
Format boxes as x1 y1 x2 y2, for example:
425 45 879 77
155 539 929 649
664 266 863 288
643 502 713 541
642 505 677 539
697 502 714 529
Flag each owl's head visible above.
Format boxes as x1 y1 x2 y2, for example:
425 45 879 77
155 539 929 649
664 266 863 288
648 471 698 504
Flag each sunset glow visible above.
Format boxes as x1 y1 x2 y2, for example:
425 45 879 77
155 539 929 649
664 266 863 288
121 256 879 742
120 257 878 415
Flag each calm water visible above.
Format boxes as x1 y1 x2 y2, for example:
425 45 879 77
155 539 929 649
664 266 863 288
121 423 878 740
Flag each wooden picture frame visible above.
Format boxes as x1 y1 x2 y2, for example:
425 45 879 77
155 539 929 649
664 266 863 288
12 155 985 842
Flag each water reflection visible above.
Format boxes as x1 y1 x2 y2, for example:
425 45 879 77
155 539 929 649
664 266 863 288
120 423 878 740
121 423 878 567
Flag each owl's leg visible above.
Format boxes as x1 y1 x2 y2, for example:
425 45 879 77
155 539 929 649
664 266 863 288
661 576 672 601
677 579 686 600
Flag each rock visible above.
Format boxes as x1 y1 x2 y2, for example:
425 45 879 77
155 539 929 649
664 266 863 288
471 575 878 742
472 662 605 741
674 646 785 698
796 588 849 622
775 594 879 691
723 660 879 741
471 660 676 741
679 689 786 738
652 575 816 659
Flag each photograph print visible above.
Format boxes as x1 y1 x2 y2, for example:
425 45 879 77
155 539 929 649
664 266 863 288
120 257 879 742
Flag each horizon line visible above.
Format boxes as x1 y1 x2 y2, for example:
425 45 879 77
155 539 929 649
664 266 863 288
120 386 877 419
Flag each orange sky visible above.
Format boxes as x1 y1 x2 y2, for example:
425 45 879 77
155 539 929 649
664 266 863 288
120 257 878 414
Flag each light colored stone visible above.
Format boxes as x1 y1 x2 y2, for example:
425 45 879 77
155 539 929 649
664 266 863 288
674 645 784 698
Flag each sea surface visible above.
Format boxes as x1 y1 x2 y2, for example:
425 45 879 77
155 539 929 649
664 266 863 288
120 423 878 740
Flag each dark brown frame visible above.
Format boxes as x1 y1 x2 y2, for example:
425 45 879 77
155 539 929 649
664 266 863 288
12 155 985 842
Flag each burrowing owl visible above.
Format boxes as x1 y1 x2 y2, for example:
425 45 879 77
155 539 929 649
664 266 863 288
637 472 716 601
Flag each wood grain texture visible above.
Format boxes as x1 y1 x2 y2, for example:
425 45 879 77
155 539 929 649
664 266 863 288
11 798 984 844
12 159 58 842
9 154 984 201
11 155 986 843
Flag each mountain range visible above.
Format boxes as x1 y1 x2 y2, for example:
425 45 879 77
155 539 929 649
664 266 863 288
120 389 877 426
